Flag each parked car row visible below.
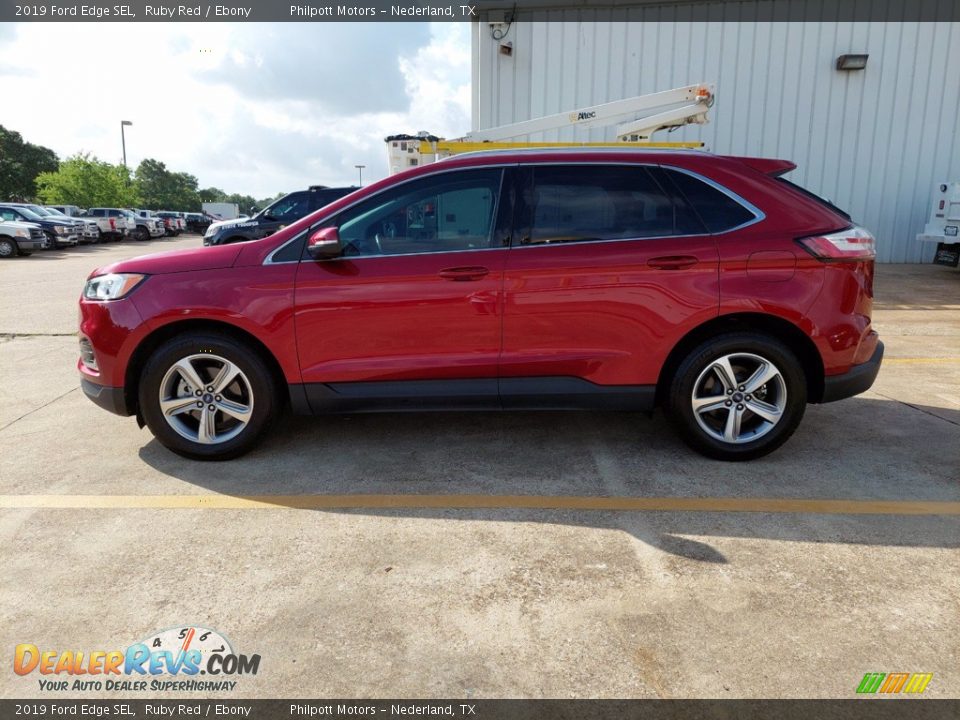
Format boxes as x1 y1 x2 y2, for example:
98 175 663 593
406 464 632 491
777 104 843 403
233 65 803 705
0 204 215 258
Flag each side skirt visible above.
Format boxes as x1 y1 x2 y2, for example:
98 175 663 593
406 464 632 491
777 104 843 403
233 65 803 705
289 377 656 415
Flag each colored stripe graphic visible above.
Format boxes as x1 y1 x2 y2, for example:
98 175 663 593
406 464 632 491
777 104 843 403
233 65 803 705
857 673 886 694
903 673 934 694
857 672 932 694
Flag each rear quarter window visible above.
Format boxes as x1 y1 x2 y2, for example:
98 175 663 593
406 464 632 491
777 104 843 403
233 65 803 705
663 168 758 233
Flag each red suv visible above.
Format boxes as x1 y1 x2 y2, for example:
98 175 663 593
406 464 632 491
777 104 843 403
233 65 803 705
78 149 882 461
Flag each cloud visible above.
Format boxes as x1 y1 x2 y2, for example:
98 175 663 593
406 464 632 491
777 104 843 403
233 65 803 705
199 23 431 115
0 22 470 198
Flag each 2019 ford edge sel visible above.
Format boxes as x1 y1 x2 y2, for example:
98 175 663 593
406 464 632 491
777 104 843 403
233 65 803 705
78 149 882 461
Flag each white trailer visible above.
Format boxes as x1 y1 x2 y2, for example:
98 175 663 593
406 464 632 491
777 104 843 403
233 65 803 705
202 202 240 221
386 83 715 175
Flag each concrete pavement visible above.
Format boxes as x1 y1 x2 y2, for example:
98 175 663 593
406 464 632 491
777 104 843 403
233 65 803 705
0 238 957 699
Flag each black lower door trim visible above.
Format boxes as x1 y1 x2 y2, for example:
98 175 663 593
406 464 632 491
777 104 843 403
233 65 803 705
291 377 655 415
499 377 655 411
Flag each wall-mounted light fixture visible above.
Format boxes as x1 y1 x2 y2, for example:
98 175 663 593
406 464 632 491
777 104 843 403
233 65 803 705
836 53 869 71
499 41 513 57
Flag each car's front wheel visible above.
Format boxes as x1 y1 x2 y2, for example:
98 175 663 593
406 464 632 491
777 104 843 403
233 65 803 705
666 332 807 461
139 333 280 460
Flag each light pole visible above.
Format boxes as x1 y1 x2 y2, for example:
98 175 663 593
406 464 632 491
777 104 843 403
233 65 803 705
120 120 132 167
355 164 365 186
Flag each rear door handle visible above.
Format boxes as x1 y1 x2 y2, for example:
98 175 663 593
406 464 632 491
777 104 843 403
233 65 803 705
439 266 490 281
647 255 699 270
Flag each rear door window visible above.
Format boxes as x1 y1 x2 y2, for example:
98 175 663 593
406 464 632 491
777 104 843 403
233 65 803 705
661 168 758 233
518 165 700 245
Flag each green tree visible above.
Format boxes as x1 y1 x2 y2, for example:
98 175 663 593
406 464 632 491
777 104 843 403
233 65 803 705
134 159 201 210
0 125 59 201
35 154 139 207
198 187 227 203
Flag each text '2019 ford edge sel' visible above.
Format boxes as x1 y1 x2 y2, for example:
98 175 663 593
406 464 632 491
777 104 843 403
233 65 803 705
78 149 882 461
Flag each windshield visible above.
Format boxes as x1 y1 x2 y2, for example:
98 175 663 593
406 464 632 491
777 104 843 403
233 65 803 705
8 206 43 221
44 208 69 217
24 205 54 216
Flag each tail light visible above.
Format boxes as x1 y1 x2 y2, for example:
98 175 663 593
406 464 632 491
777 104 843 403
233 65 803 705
109 218 116 230
797 225 875 261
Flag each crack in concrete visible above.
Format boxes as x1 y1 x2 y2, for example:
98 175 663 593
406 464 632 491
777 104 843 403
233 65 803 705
0 386 79 434
870 390 960 428
1 333 77 339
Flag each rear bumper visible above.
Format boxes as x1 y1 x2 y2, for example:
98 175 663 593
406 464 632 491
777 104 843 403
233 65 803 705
81 378 131 416
820 342 884 403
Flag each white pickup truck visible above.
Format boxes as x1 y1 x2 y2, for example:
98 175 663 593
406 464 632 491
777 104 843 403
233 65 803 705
84 208 140 242
0 219 47 257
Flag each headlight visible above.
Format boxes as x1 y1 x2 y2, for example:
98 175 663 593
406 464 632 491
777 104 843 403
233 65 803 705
83 273 146 301
55 225 68 234
204 225 217 237
14 228 30 238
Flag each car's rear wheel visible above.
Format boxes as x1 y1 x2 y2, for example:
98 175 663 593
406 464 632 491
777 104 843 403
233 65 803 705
139 333 279 460
136 226 150 242
666 332 807 461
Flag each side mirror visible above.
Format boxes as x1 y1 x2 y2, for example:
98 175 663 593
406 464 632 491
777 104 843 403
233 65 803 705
249 206 259 215
306 227 342 260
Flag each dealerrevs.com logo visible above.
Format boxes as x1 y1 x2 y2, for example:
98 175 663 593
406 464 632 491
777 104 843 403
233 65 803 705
14 626 260 692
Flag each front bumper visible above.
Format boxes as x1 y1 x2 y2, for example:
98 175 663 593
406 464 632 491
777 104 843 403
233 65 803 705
820 342 884 403
80 377 131 416
17 238 46 251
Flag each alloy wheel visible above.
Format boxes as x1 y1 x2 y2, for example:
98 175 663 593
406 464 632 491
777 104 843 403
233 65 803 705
158 353 254 445
691 352 787 444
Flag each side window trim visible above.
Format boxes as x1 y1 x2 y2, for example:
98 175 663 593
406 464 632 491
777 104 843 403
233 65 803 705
298 168 508 262
511 162 695 248
659 165 765 234
265 164 517 265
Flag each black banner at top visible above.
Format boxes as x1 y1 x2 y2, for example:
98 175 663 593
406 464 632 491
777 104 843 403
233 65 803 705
3 0 960 22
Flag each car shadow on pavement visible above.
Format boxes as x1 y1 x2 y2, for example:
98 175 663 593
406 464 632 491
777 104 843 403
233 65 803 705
138 396 960 562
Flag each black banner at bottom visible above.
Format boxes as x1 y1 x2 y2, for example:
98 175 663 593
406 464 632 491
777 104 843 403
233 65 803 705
2 700 959 720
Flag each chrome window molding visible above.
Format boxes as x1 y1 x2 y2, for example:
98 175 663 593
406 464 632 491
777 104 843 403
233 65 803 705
263 160 765 264
264 165 512 265
662 164 766 233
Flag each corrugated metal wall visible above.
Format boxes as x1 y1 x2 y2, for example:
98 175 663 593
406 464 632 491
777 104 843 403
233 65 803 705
473 7 960 262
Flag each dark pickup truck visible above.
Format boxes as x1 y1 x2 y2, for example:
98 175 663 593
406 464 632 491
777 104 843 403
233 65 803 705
203 185 358 246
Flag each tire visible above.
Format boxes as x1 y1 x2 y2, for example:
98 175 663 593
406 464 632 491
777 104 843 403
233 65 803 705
42 232 55 250
136 226 150 242
666 332 807 461
0 237 16 258
138 332 279 460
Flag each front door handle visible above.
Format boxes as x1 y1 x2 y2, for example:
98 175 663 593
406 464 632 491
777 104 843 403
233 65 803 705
439 266 490 281
647 255 699 270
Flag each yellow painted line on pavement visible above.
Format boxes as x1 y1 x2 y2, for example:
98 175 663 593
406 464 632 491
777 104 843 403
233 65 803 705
0 494 958 515
884 357 960 364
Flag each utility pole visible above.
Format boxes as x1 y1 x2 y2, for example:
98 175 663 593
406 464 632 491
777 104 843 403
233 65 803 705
120 120 133 167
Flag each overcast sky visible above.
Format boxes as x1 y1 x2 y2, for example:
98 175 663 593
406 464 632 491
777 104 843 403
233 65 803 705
0 22 471 197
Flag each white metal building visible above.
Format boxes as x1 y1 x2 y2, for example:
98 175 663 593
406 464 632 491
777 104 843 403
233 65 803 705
472 4 960 262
